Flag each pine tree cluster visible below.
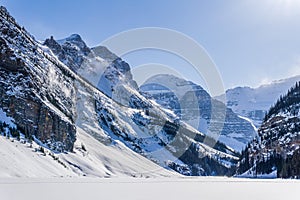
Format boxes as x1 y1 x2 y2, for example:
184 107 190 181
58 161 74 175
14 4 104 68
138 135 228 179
238 81 300 178
0 121 20 139
264 81 300 122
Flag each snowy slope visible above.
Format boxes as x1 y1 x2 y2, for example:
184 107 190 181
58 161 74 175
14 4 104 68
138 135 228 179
1 104 175 178
216 75 300 126
0 5 239 177
0 127 176 178
0 108 175 178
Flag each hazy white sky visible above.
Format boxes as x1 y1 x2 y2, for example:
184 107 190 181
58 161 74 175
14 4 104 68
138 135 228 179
2 0 300 91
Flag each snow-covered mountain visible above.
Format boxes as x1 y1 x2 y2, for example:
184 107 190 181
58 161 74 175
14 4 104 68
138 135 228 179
216 75 300 127
44 35 138 99
0 6 239 177
0 6 176 178
0 109 176 177
140 74 257 152
45 35 239 176
237 81 300 178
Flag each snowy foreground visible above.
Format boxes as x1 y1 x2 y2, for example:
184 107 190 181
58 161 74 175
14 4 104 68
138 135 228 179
0 177 299 200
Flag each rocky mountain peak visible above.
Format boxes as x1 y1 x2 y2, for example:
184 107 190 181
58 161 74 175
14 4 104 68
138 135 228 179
92 46 118 62
44 36 62 54
140 74 257 152
63 33 90 54
43 34 91 71
66 33 82 41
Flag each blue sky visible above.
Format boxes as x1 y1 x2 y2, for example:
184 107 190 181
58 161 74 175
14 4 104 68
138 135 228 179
2 0 300 92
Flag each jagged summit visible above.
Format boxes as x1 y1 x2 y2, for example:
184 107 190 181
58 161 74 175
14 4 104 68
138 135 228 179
92 45 118 62
142 74 205 91
58 33 90 53
0 6 8 14
65 33 82 41
43 34 91 71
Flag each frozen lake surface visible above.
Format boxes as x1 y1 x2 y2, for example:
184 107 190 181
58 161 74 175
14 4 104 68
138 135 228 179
0 177 299 200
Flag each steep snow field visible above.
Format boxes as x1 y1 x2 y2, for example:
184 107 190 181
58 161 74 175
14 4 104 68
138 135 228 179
0 127 176 178
0 177 298 200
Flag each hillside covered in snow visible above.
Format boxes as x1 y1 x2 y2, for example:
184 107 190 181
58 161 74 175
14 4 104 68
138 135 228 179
0 6 240 177
237 81 300 178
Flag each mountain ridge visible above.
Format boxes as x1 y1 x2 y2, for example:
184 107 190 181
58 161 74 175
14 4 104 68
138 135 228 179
140 74 257 152
0 6 239 177
216 75 300 127
46 34 240 176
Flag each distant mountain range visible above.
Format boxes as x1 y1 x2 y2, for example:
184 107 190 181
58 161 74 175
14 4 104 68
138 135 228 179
216 75 300 127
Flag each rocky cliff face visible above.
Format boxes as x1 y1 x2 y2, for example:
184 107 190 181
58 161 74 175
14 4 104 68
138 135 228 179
44 34 91 72
140 74 257 152
44 34 138 99
0 6 76 151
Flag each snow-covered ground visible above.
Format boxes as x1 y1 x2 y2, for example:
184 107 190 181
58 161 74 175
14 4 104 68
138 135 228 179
0 177 298 200
0 127 176 178
235 165 278 179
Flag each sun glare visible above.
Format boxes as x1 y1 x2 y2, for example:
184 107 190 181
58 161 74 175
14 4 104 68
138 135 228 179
267 0 300 14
